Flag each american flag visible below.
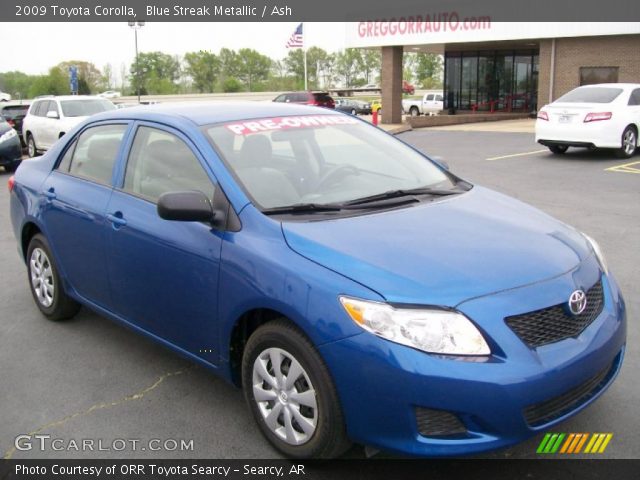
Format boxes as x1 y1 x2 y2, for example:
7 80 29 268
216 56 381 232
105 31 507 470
286 23 303 48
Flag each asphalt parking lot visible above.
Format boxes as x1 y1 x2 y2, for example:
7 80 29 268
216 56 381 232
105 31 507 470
1 126 638 459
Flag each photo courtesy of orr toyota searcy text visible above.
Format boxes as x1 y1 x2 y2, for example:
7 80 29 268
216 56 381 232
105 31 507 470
15 464 298 476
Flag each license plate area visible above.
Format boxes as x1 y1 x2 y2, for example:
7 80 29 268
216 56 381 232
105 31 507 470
559 115 572 124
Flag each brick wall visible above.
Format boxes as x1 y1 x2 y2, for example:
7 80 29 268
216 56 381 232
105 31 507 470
538 34 640 106
381 46 403 124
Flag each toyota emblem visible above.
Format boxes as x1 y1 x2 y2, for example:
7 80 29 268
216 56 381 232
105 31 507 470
568 290 587 315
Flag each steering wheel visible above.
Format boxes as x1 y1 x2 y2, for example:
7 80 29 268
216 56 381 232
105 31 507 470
315 165 360 191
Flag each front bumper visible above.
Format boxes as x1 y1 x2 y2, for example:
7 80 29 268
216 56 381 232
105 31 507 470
319 268 626 457
535 119 622 149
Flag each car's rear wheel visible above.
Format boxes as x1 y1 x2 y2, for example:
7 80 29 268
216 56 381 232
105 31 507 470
27 234 80 321
616 126 637 159
4 162 19 173
242 320 350 458
548 145 568 154
350 108 356 116
410 106 419 117
27 134 38 158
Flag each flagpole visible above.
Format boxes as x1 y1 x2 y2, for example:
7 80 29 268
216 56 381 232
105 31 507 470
303 47 308 90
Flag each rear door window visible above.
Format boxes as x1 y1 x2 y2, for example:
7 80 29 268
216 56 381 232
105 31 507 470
31 101 46 117
67 124 127 185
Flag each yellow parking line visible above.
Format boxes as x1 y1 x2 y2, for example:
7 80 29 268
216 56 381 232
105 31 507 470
605 160 640 174
486 150 547 161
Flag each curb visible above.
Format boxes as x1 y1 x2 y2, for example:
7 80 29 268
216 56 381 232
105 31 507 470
386 124 413 135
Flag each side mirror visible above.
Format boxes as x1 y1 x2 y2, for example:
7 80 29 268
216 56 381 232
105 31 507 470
46 110 59 119
430 156 450 171
157 191 215 222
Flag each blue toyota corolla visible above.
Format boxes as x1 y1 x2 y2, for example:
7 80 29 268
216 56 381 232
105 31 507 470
9 102 626 458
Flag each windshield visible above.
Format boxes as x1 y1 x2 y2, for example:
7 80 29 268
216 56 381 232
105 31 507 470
205 114 457 210
555 87 623 104
60 99 116 117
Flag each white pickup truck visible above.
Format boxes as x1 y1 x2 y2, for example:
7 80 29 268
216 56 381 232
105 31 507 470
402 91 444 116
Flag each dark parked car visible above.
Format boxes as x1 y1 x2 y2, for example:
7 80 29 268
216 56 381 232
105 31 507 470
0 118 22 172
273 91 335 109
0 103 30 147
335 99 372 115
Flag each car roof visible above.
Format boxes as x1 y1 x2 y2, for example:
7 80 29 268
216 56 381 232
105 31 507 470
88 101 343 126
579 83 640 90
36 95 105 101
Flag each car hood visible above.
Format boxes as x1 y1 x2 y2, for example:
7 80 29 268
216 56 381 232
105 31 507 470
281 187 591 306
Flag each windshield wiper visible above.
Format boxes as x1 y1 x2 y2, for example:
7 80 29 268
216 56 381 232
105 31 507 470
342 187 464 206
262 203 344 215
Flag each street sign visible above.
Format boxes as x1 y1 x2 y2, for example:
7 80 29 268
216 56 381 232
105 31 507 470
69 66 78 94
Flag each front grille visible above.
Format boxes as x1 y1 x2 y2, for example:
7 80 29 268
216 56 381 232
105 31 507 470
415 407 467 437
506 279 604 348
523 359 616 427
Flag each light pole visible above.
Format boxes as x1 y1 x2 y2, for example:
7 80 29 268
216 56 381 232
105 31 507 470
128 21 145 103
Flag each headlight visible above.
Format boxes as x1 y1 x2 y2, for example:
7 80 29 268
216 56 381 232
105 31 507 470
583 233 609 274
0 128 17 144
339 296 490 355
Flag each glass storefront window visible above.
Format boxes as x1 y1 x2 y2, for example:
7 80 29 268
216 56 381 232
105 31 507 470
444 50 538 112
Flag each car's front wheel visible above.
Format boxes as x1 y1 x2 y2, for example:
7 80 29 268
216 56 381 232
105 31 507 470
616 126 637 159
350 108 356 116
27 134 38 158
548 145 568 154
27 234 80 321
242 320 350 458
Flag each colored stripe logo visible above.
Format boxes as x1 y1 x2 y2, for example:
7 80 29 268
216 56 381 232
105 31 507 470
537 433 613 454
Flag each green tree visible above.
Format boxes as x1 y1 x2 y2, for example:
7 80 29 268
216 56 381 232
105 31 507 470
55 60 102 93
101 63 114 90
130 51 180 95
236 48 271 91
403 52 417 83
27 67 68 97
361 49 381 84
283 47 332 89
415 53 443 87
283 49 305 88
0 71 35 99
334 49 363 87
184 50 220 93
218 48 241 80
222 77 242 93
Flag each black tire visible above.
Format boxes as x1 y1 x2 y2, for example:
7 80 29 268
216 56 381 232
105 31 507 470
4 162 19 173
242 320 351 458
27 134 39 158
409 106 419 117
615 126 637 159
26 234 80 321
350 109 356 116
548 145 568 154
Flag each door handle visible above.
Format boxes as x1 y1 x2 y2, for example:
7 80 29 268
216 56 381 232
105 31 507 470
106 212 127 227
43 188 56 201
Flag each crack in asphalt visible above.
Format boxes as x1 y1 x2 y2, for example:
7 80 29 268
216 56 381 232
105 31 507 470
3 366 194 460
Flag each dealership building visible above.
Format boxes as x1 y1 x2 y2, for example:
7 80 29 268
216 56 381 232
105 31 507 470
345 22 640 123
